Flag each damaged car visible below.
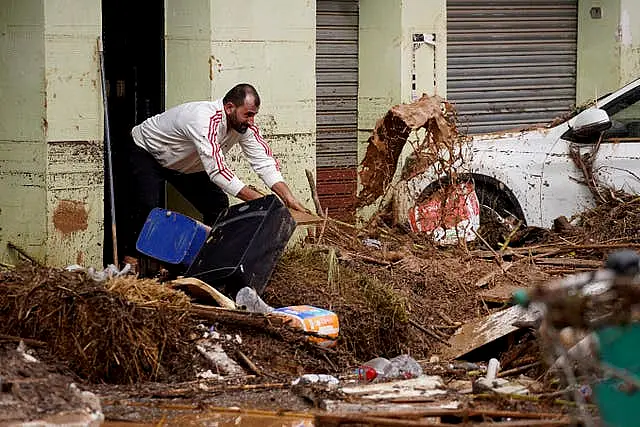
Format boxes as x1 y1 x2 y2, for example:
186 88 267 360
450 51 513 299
401 77 640 230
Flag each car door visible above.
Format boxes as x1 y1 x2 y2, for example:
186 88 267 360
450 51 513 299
595 85 640 194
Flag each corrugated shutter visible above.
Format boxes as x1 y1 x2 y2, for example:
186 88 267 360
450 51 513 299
447 0 578 134
316 0 358 220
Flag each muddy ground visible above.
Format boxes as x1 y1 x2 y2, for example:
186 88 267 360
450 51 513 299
1 207 631 425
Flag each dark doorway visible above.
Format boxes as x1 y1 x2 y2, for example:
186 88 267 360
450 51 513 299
101 2 164 266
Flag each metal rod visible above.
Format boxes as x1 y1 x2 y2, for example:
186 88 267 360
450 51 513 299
97 37 119 267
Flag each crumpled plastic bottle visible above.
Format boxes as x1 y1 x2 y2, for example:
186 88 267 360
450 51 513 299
235 287 274 313
382 355 423 380
357 355 423 382
357 357 391 382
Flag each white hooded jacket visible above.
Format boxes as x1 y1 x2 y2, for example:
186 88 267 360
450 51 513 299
131 99 283 196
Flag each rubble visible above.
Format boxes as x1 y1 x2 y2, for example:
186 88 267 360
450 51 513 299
3 97 640 425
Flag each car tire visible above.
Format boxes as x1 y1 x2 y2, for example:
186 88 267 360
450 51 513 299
475 184 524 226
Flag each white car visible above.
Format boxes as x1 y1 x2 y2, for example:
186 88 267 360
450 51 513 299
403 77 640 228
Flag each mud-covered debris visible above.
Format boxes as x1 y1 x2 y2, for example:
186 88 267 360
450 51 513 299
357 94 461 207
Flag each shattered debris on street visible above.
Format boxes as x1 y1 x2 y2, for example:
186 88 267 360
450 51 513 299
2 94 640 426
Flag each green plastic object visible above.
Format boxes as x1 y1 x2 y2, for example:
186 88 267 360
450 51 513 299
594 323 640 427
512 289 530 308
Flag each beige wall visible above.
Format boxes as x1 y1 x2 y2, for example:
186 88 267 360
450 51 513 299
43 0 103 267
357 0 446 216
577 0 640 104
619 0 640 87
165 0 316 216
0 0 102 267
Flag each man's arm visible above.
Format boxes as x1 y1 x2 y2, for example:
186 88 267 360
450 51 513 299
236 185 265 202
271 181 309 213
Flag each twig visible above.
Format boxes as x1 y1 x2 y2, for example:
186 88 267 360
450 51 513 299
344 252 391 266
474 262 514 288
409 319 451 347
7 242 38 264
321 352 338 372
497 361 542 378
471 229 504 267
235 349 262 376
317 208 330 245
435 309 458 326
305 169 324 216
0 334 47 347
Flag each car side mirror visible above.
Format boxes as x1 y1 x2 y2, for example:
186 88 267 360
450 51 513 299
571 108 612 138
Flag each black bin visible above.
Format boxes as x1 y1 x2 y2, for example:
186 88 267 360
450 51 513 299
185 195 296 297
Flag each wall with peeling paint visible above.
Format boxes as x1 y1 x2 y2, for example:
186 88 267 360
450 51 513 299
619 0 640 87
165 0 316 218
0 2 48 266
357 0 446 217
43 0 103 267
577 0 640 104
0 0 103 267
577 1 621 104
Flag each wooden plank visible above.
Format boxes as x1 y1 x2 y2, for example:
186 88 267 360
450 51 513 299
440 304 543 360
169 277 236 309
289 209 324 225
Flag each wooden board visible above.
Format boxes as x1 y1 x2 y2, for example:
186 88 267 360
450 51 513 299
169 277 236 309
289 209 324 225
440 303 544 360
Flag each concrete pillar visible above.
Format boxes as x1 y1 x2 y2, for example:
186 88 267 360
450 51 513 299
0 0 48 266
577 0 640 104
357 0 446 216
0 0 102 267
43 0 103 267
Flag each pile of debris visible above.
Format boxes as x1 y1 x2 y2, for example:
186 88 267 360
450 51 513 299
2 94 640 426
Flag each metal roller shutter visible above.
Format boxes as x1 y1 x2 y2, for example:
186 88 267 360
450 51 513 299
447 0 578 134
316 0 358 219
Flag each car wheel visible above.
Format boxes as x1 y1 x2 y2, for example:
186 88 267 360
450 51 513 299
475 184 525 247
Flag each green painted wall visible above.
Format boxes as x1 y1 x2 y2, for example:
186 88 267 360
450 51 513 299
577 0 640 104
577 0 621 104
357 0 446 216
43 0 103 267
619 0 640 86
0 1 47 266
0 0 103 268
165 0 316 217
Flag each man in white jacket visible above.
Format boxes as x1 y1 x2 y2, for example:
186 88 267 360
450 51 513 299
124 83 307 266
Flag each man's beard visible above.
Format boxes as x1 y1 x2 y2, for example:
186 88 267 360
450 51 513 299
230 112 249 133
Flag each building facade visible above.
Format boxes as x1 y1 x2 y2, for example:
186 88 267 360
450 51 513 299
1 0 638 267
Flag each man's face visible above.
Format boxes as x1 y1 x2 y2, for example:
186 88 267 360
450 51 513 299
225 95 258 134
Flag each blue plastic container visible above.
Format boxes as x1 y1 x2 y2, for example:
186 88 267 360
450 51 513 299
135 208 210 268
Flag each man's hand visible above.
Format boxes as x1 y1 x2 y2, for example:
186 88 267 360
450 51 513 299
236 185 265 202
271 182 310 213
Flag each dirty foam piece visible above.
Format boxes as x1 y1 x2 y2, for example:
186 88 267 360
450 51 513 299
196 341 244 377
323 400 460 413
341 376 445 400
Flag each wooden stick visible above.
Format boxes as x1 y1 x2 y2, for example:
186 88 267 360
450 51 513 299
305 169 324 216
471 229 504 268
235 349 263 376
435 309 457 326
7 242 38 264
344 252 391 266
497 361 542 378
0 334 47 347
474 262 514 288
409 319 451 347
533 258 601 268
317 208 330 245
